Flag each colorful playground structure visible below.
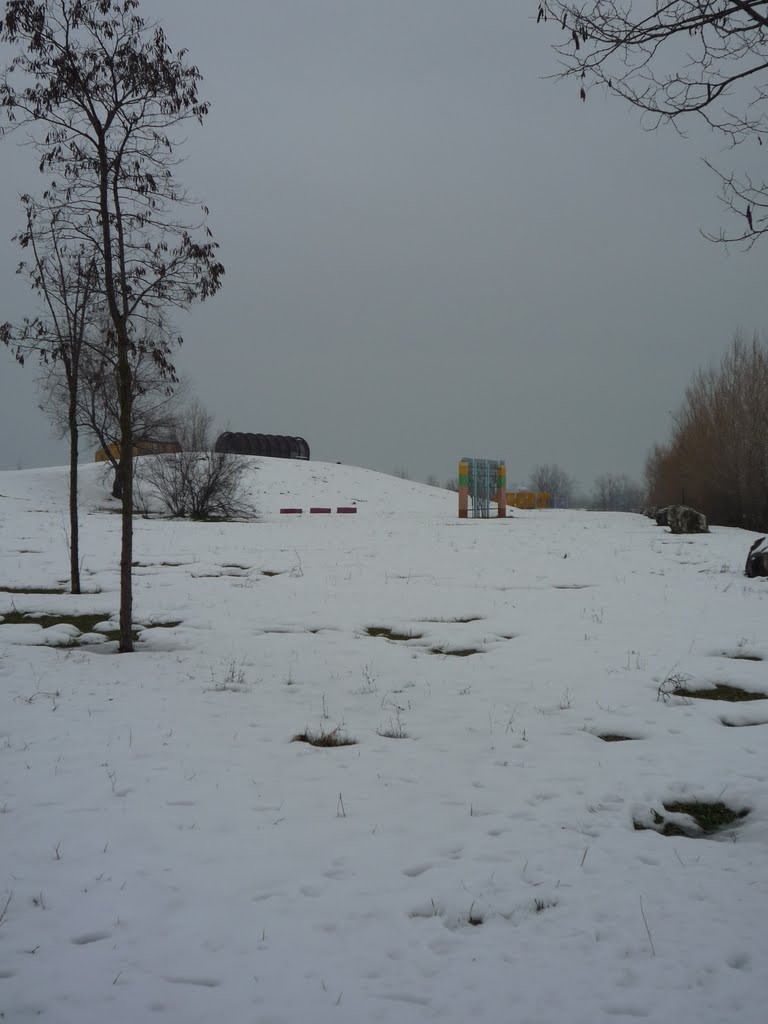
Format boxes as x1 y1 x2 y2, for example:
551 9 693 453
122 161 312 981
458 459 506 518
458 458 548 517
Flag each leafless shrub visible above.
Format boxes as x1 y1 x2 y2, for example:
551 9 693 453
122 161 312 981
657 672 693 703
376 709 408 738
138 402 256 521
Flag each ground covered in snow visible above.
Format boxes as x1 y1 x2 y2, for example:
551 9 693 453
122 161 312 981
1 458 767 1023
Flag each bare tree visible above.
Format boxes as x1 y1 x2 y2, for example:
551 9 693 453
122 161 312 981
137 402 255 520
1 1 224 651
529 463 574 507
591 472 645 512
1 199 97 594
537 1 768 245
40 313 187 499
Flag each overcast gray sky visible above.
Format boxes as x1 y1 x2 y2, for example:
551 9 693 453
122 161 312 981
1 1 765 493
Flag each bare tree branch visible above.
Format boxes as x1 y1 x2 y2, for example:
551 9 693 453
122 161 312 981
537 1 768 243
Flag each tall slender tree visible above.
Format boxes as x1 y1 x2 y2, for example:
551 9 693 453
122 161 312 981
1 197 97 594
1 0 224 650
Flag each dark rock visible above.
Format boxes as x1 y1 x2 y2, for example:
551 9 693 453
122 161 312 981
745 537 768 578
667 504 708 534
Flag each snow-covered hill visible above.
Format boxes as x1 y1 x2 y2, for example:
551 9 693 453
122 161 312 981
1 458 767 1023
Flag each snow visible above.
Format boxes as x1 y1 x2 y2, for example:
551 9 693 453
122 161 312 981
1 457 767 1023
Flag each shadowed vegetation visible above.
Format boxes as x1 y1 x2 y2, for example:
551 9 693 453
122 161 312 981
292 726 357 748
366 626 424 641
676 683 768 702
0 585 68 595
428 646 482 657
416 615 484 623
635 801 749 837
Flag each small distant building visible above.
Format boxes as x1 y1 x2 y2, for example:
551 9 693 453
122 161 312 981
507 490 549 510
94 439 181 462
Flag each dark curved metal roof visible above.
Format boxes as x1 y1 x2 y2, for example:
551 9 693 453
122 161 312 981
214 432 310 460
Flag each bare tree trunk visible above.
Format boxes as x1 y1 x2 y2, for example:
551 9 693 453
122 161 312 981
97 130 134 654
68 393 81 595
117 340 133 653
112 462 123 500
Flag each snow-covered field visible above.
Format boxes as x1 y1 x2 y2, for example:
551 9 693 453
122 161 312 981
1 458 767 1024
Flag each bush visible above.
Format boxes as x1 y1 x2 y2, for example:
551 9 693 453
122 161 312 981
137 402 256 520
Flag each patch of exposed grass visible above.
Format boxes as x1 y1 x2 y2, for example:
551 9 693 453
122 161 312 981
635 802 750 837
366 626 424 641
0 610 179 647
428 646 482 657
192 571 244 578
0 585 68 595
56 627 140 647
723 653 764 662
677 683 768 702
658 673 768 702
597 733 637 742
416 615 484 624
262 570 284 577
0 611 107 632
664 801 749 833
132 561 192 568
634 815 689 838
292 726 357 747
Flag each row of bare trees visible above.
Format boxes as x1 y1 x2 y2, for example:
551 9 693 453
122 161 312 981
0 0 224 650
645 333 768 531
